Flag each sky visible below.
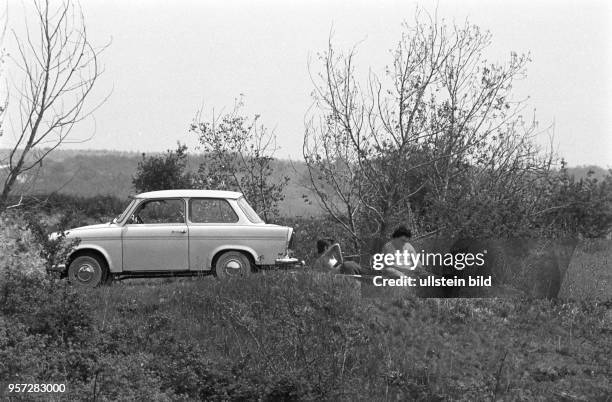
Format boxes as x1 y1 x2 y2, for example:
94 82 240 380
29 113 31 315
2 0 611 166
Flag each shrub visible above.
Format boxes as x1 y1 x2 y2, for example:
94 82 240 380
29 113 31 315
22 212 80 273
0 212 46 280
132 143 194 193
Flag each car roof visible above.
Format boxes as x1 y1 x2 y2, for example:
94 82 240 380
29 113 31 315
134 189 244 199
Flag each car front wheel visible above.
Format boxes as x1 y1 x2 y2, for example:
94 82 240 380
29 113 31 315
67 254 107 287
215 251 252 279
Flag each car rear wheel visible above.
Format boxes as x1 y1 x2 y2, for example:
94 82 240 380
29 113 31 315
67 254 107 288
215 251 252 279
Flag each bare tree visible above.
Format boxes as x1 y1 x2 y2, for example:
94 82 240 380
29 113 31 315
0 6 7 142
304 10 555 246
0 0 105 211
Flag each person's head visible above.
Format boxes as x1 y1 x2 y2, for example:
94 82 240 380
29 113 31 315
316 238 336 255
391 225 412 243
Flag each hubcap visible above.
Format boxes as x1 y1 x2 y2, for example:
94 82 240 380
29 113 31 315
224 259 244 276
77 263 95 282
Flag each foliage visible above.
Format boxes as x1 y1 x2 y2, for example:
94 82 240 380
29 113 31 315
542 162 612 238
22 212 80 273
190 97 289 221
304 12 555 245
0 212 46 280
132 143 194 193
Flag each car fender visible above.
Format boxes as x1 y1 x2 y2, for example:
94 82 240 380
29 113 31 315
209 245 260 269
70 243 117 272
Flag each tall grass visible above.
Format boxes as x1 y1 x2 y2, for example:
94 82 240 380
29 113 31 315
2 268 611 400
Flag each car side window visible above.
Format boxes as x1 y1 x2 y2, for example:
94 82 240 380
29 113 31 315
189 198 239 223
130 199 185 224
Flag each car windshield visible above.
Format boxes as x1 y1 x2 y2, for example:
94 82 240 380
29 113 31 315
113 199 136 223
237 197 264 223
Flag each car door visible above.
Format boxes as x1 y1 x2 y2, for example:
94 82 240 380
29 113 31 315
122 198 189 271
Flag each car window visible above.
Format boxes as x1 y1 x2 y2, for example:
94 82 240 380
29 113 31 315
115 199 136 223
131 199 185 224
189 198 239 223
237 197 263 223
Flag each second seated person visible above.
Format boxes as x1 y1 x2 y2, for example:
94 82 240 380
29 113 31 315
380 225 422 277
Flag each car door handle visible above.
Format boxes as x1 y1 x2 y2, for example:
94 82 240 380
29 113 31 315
171 229 187 234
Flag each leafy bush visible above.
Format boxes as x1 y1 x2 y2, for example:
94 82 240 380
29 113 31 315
133 143 194 193
0 212 46 280
22 212 80 273
0 261 96 393
544 164 612 238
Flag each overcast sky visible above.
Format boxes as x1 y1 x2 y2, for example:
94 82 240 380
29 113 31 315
3 0 611 166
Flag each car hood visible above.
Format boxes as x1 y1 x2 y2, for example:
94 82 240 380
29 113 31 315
49 222 118 240
68 223 117 232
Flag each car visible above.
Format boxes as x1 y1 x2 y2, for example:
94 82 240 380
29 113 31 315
50 190 301 287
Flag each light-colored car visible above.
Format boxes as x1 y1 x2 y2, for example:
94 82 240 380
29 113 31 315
52 190 300 287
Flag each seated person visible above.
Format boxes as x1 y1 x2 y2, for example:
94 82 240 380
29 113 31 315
381 225 422 277
311 238 371 275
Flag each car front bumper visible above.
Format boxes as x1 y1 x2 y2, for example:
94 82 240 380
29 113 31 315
48 263 66 272
47 263 67 277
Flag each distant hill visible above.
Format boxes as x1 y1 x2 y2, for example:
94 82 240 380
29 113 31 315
0 149 322 217
1 149 609 217
564 165 610 181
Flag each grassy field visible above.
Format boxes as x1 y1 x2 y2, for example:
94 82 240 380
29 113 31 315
96 271 611 401
1 211 611 400
560 239 612 302
2 267 611 400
